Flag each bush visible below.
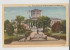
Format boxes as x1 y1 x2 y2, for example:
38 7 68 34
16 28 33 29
4 33 24 44
13 36 24 41
4 20 10 30
59 34 66 40
4 33 15 44
4 30 6 33
62 20 66 33
51 34 66 40
51 22 62 33
52 35 60 39
17 24 26 34
44 29 52 36
60 36 66 40
26 29 31 31
24 31 32 37
45 32 51 36
6 23 14 36
4 38 13 44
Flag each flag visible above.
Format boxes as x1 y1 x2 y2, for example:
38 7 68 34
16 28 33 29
27 10 31 18
27 10 30 14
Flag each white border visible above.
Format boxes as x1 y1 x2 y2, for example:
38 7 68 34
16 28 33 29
0 0 69 50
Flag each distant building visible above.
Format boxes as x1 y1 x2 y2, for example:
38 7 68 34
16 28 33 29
11 19 17 23
11 19 28 28
50 18 61 26
30 9 42 20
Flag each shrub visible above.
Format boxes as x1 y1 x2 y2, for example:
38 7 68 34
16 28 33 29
44 32 51 36
4 30 6 33
4 38 13 44
6 23 14 36
51 34 66 40
24 31 32 37
4 34 15 44
26 29 32 32
17 24 26 34
44 29 52 36
61 20 66 33
13 36 24 41
4 36 24 44
50 34 60 40
60 36 66 40
4 20 10 30
51 22 62 33
59 34 66 40
4 33 24 44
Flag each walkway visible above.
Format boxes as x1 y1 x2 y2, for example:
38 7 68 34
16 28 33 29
10 31 66 45
10 38 65 45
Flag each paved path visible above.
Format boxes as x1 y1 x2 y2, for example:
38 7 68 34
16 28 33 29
19 31 47 41
9 31 66 45
10 39 65 45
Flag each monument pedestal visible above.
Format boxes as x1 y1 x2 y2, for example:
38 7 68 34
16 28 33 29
29 33 47 41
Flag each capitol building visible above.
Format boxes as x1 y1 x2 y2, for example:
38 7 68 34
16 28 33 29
30 9 61 27
11 9 61 29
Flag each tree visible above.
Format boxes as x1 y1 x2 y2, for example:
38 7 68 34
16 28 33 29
12 22 17 29
25 19 32 29
51 21 62 33
17 24 26 33
37 16 51 32
16 15 25 24
16 15 25 34
6 23 14 36
62 20 66 33
4 20 10 30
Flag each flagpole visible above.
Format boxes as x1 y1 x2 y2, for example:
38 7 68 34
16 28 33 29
27 10 30 19
41 10 42 16
29 10 31 30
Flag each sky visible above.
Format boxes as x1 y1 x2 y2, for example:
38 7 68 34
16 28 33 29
4 6 66 21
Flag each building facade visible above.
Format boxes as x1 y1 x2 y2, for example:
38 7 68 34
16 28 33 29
30 9 41 20
50 18 61 26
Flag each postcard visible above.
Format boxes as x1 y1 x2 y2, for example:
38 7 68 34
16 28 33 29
2 4 69 47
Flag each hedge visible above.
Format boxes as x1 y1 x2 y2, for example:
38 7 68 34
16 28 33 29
51 34 66 40
4 33 24 44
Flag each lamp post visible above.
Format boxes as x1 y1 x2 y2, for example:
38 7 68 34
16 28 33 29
36 20 38 34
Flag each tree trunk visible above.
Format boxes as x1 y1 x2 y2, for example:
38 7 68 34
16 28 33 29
37 26 38 34
43 26 45 33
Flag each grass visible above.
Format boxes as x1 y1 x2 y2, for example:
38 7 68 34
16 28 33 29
59 34 66 36
4 33 24 40
51 33 66 40
4 33 24 44
4 33 15 40
44 30 66 40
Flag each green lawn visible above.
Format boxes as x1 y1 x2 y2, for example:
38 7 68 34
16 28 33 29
4 33 24 44
4 33 16 40
59 34 66 36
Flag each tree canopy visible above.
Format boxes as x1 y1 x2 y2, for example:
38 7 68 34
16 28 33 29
37 16 51 32
4 20 10 30
51 21 62 33
61 20 66 33
16 15 25 24
6 23 14 35
16 15 25 34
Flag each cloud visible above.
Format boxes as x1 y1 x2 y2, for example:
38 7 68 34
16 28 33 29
45 11 65 15
10 11 16 13
17 12 29 16
4 11 16 14
19 12 28 14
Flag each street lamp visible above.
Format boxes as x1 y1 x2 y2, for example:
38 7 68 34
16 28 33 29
36 21 38 34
